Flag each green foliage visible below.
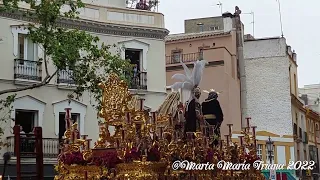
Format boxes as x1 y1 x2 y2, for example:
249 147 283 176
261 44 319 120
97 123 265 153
0 0 133 111
0 94 16 149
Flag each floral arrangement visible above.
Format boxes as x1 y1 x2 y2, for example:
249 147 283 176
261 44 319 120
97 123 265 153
58 150 122 169
59 151 87 165
92 151 123 169
124 147 141 162
147 144 160 162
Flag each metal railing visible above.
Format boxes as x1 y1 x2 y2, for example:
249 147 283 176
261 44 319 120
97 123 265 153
57 69 75 84
166 52 202 65
14 59 42 81
129 71 147 90
6 136 59 158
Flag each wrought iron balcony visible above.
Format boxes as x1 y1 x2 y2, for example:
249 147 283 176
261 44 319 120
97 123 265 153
129 71 147 90
166 52 202 65
6 136 59 158
14 59 42 81
57 69 75 84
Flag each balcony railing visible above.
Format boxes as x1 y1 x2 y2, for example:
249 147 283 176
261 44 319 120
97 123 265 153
57 69 75 84
14 59 42 81
166 52 202 65
6 136 59 158
129 72 147 90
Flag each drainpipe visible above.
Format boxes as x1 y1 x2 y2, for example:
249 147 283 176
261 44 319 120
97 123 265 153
234 14 247 127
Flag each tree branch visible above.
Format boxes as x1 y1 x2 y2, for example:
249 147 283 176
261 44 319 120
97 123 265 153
0 70 58 95
43 52 50 76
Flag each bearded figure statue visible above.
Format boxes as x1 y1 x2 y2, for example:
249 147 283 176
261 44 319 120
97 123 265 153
202 89 223 146
170 60 207 138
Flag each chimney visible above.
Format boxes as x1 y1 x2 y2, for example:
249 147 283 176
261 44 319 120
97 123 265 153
301 94 308 105
222 12 233 32
292 52 297 62
197 23 204 32
244 34 255 41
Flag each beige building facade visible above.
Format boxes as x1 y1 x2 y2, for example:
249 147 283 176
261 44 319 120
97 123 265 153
165 14 242 135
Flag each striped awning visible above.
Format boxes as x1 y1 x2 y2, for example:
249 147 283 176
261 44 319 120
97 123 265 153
262 171 296 180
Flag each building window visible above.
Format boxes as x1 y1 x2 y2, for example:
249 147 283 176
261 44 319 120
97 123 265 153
18 34 25 59
17 33 37 61
125 49 147 90
58 112 80 141
15 110 38 134
199 49 204 60
210 26 219 31
172 51 181 63
257 144 263 159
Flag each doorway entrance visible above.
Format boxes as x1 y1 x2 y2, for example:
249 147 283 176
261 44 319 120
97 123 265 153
15 109 37 134
58 112 80 141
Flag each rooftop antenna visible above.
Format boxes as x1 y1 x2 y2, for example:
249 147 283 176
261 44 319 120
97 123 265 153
276 0 284 37
242 11 255 37
217 1 223 15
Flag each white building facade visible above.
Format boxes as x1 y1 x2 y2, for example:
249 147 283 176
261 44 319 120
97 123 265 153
243 37 304 178
0 0 168 175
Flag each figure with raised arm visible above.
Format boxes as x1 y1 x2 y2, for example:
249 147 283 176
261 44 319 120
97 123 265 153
170 60 207 137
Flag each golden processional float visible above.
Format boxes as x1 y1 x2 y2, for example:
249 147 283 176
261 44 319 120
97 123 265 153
54 73 265 180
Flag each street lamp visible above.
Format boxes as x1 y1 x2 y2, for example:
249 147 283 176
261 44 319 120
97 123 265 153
266 136 274 164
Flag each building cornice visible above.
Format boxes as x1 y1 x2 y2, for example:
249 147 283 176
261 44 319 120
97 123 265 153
291 93 306 113
165 31 231 43
306 106 320 121
0 11 169 40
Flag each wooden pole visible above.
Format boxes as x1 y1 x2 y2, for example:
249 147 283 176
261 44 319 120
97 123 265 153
14 125 21 180
35 127 44 180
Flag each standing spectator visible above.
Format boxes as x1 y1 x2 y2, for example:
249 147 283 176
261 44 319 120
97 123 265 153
19 126 26 137
132 64 140 88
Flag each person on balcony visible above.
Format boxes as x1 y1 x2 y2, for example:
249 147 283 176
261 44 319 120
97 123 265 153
132 64 140 88
27 127 36 153
136 0 149 10
17 126 27 153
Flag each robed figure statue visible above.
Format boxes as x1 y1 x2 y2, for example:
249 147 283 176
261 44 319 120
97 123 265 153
169 60 208 137
184 87 202 133
202 90 223 146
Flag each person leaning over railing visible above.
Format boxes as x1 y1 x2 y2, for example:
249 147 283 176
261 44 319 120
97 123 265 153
27 127 36 153
18 126 27 153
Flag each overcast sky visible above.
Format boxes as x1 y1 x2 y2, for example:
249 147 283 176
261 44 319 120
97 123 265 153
159 0 319 88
